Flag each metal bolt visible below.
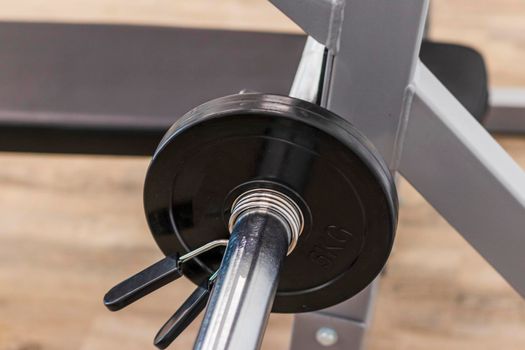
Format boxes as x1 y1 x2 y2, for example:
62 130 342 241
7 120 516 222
315 327 338 347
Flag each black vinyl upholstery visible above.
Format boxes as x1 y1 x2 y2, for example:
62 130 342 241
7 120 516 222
0 23 489 155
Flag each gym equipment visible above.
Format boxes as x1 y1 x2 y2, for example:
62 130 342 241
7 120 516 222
1 1 525 350
143 93 397 312
273 2 525 349
105 92 398 348
104 0 525 347
1 22 515 155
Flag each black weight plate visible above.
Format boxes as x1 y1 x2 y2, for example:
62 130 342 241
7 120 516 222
144 93 397 313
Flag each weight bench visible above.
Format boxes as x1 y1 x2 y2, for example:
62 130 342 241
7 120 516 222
0 22 490 155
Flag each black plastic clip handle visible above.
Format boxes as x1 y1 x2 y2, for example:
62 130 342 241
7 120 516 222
154 278 215 349
103 239 228 311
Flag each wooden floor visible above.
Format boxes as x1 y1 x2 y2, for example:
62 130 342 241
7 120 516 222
1 1 525 350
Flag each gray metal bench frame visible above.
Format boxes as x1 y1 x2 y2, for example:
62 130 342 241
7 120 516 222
274 1 525 349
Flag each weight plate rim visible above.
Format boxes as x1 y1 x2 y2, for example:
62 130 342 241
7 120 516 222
143 93 398 312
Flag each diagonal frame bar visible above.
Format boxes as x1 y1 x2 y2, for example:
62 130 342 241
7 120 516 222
400 62 525 297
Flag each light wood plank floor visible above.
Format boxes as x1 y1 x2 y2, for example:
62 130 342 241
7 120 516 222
0 1 524 349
